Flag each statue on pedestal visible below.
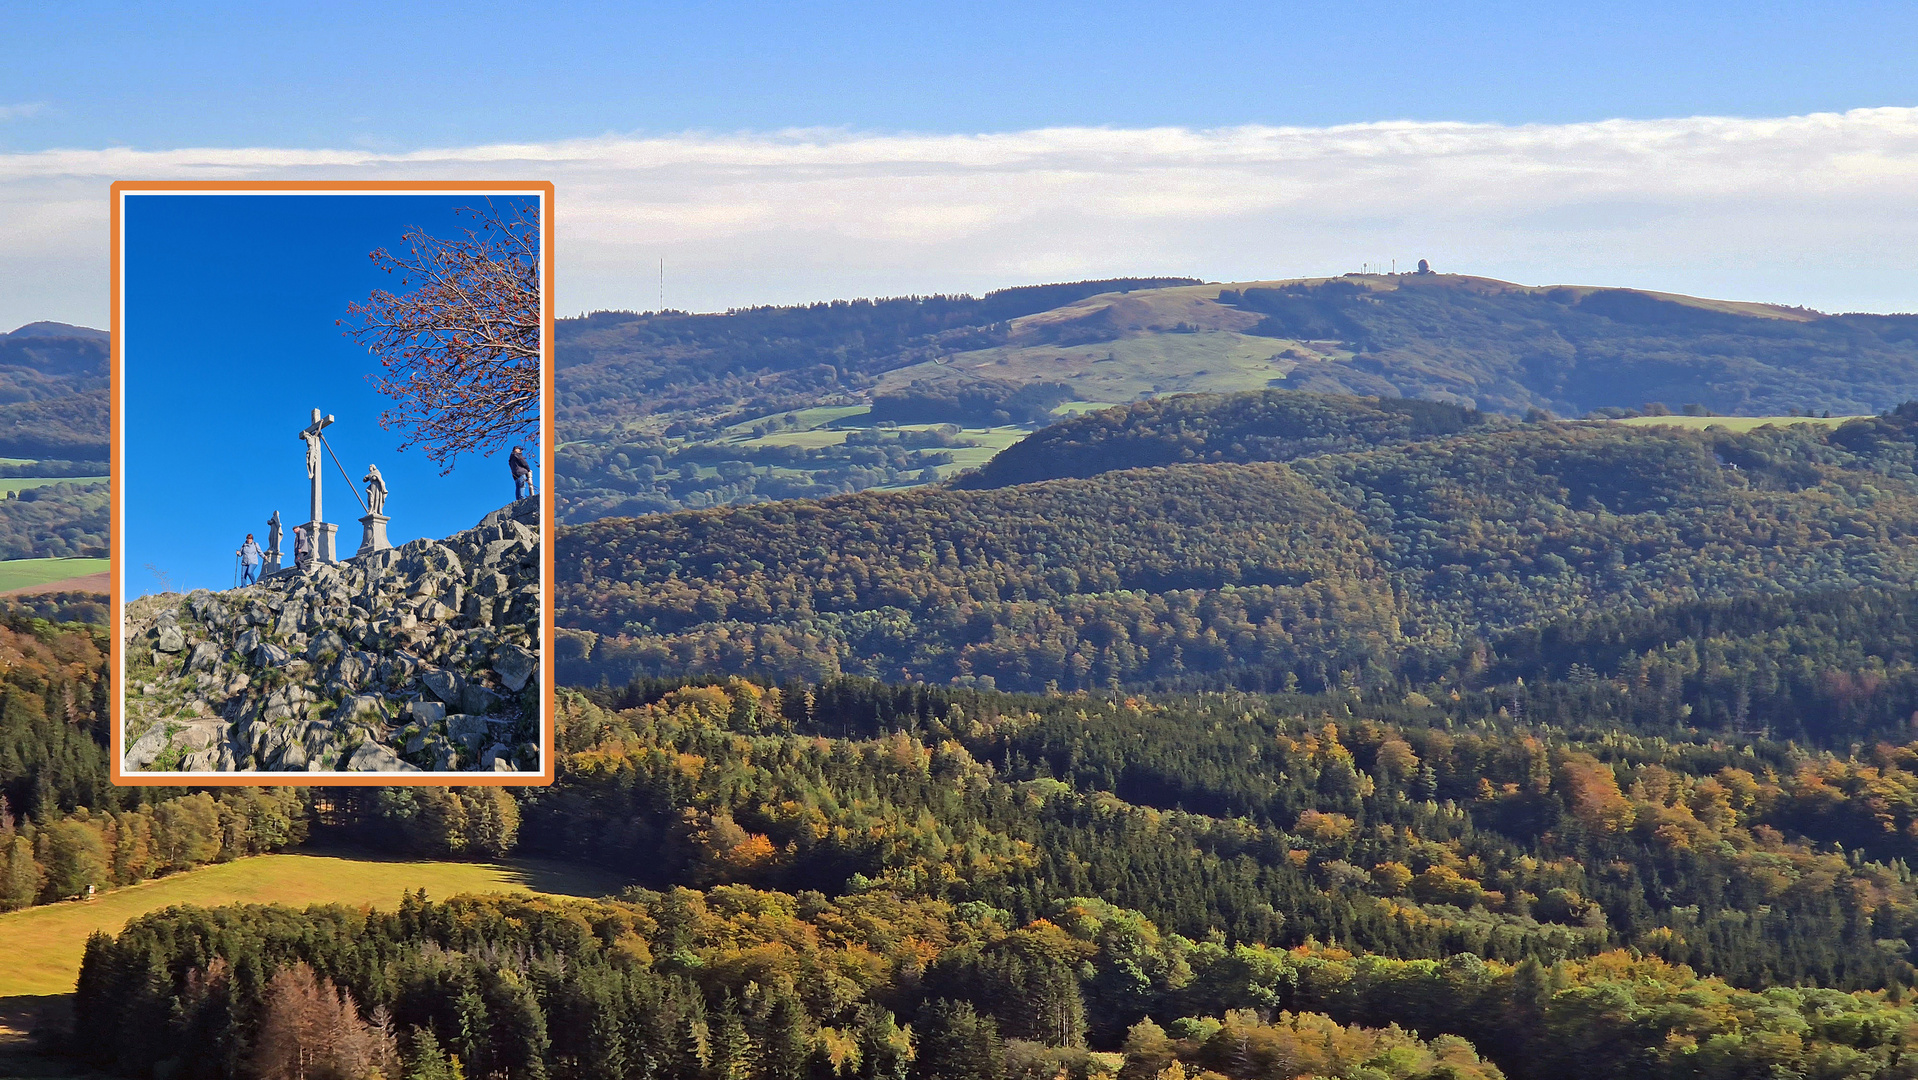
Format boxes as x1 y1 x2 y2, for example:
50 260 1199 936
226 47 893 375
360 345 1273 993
358 463 392 556
364 464 387 515
265 510 283 573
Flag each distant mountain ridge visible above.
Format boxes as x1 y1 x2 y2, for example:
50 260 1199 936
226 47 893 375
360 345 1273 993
548 272 1918 523
3 321 108 342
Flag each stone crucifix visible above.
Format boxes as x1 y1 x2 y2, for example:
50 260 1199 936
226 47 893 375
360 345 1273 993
298 408 334 523
296 408 339 565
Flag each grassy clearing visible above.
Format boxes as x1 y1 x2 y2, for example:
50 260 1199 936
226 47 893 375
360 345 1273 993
0 559 110 594
0 478 105 497
932 427 1032 477
878 330 1308 404
0 851 632 998
724 404 870 434
1051 401 1125 417
1607 415 1864 431
734 428 858 450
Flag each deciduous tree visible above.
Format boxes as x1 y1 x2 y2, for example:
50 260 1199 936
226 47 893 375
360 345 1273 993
342 200 542 472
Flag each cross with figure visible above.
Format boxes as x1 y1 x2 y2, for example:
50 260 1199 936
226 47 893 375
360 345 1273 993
298 409 334 522
296 408 339 565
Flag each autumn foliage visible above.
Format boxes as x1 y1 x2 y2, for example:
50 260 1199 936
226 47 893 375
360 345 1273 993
341 199 542 472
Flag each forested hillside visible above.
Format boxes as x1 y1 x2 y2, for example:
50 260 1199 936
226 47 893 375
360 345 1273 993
957 390 1504 488
0 322 108 459
555 279 1199 432
72 676 1918 1080
558 409 1918 697
551 273 1918 523
54 282 1918 1080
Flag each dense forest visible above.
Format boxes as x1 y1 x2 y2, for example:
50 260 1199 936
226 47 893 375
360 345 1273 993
0 609 310 909
956 391 1503 488
557 403 1918 695
54 314 1918 1080
0 323 109 459
0 479 109 558
72 675 1918 1080
555 421 975 522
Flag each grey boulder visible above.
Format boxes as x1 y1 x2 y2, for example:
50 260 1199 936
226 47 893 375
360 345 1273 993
492 644 536 692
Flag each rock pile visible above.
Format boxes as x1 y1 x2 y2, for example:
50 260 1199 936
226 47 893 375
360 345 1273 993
123 498 542 773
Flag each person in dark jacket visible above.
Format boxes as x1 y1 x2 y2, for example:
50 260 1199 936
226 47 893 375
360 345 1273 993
509 445 535 499
237 533 263 585
293 524 312 572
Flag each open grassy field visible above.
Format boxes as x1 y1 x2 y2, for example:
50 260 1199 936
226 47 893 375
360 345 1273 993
931 426 1032 477
1607 415 1865 431
0 559 109 594
0 478 105 497
0 850 632 998
724 404 871 434
877 330 1312 404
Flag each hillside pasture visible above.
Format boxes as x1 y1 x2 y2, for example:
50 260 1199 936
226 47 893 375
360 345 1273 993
0 851 631 997
0 558 109 594
1607 415 1865 431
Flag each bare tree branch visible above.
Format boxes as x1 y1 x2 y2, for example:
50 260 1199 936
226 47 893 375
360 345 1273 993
339 199 542 474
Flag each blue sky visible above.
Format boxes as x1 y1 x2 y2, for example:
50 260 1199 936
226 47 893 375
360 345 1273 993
120 193 541 597
5 4 1918 329
4 2 1915 151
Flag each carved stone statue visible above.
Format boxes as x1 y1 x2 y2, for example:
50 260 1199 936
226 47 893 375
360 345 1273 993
363 464 387 516
264 509 283 573
295 408 339 564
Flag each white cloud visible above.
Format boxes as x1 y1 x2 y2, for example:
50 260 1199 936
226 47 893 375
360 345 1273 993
6 107 1918 331
0 103 47 122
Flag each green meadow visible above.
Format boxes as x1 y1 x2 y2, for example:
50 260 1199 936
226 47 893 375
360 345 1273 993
0 851 631 998
0 558 108 593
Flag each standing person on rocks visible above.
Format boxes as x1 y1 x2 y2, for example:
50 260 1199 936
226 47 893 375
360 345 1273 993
237 533 263 586
293 524 312 572
509 445 535 500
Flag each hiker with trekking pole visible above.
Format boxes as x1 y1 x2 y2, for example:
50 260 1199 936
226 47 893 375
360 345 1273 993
237 533 263 586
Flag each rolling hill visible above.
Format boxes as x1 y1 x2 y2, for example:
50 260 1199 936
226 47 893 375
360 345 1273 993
0 322 107 460
552 272 1918 522
556 392 1918 694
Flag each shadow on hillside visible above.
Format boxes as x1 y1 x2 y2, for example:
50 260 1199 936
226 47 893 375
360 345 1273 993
0 994 114 1079
296 842 635 901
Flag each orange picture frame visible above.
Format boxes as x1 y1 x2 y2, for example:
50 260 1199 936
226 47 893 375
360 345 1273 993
108 180 557 786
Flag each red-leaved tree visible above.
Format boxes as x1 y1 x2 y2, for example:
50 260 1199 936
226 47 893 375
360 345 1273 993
340 199 541 473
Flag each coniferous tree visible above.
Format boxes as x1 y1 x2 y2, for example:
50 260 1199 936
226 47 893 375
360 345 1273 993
912 1000 1002 1080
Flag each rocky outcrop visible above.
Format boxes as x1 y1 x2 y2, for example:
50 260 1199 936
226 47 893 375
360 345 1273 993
122 498 542 773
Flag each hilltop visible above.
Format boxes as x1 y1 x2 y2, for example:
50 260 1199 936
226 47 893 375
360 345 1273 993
552 272 1918 522
955 388 1507 488
123 498 542 774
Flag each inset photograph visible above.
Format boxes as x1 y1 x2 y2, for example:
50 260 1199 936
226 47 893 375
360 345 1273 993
111 183 554 782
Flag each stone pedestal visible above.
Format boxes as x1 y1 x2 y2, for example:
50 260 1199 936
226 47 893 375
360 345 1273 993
303 521 338 565
357 512 391 556
263 547 282 575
